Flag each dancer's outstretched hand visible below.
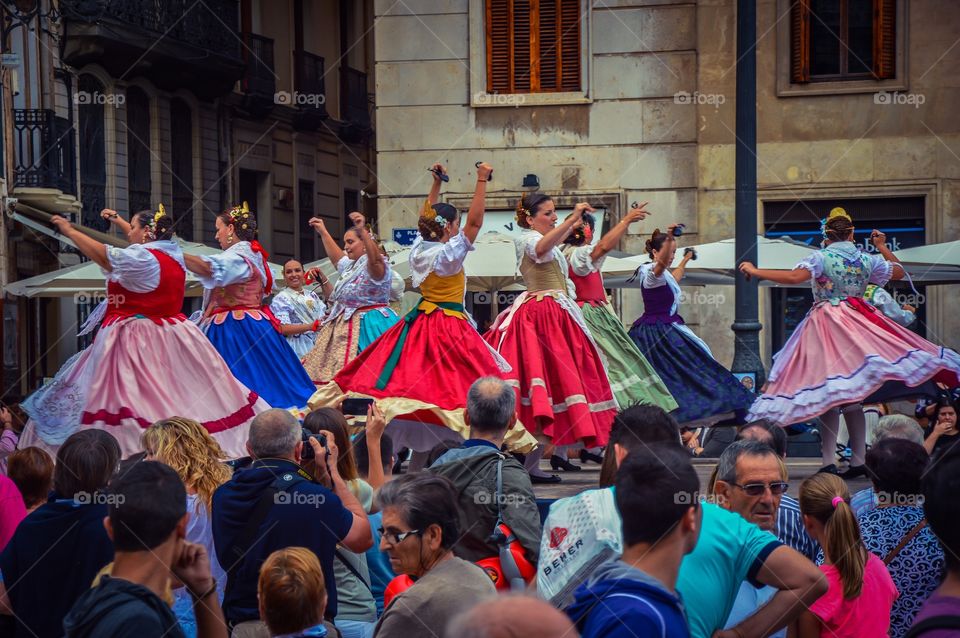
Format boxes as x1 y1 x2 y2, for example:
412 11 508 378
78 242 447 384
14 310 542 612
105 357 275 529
308 217 327 235
50 215 73 235
625 202 650 224
870 229 887 248
430 163 447 182
476 162 493 182
348 211 366 228
739 261 757 280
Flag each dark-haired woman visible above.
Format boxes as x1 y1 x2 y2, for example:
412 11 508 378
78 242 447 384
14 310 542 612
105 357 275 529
19 207 265 458
561 204 677 414
627 224 755 426
183 202 316 411
302 211 399 385
309 164 535 451
922 399 958 457
484 194 617 451
740 207 960 476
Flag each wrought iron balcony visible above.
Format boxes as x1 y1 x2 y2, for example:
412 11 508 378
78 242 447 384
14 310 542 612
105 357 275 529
60 0 243 99
292 49 328 130
339 66 372 143
13 109 77 196
241 32 276 98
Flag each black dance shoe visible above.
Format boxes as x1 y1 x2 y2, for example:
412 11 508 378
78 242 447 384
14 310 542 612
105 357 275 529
579 449 604 465
531 473 562 484
550 455 582 472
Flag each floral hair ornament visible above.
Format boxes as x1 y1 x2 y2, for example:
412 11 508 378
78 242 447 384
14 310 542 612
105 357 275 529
228 201 251 224
146 202 166 239
821 206 853 238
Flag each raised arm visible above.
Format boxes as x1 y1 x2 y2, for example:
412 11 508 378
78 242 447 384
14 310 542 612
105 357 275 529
101 208 132 235
590 202 650 261
535 203 591 258
739 262 812 285
871 230 905 281
428 162 446 205
183 253 214 278
651 227 678 278
349 212 386 281
463 162 492 244
310 217 345 265
50 215 110 270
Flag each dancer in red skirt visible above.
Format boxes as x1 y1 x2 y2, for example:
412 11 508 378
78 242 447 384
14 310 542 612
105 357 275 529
485 193 618 469
309 163 536 452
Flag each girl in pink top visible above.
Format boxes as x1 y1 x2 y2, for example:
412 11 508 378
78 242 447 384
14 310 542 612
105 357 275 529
793 472 899 637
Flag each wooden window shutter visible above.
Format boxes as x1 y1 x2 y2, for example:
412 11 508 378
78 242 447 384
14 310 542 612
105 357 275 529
559 0 581 91
486 0 513 93
790 0 811 83
872 0 896 79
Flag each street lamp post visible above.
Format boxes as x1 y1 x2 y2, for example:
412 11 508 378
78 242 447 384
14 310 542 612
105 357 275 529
731 0 765 387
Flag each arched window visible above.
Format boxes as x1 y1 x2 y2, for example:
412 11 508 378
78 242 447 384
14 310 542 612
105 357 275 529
125 86 152 214
78 74 107 230
169 98 195 241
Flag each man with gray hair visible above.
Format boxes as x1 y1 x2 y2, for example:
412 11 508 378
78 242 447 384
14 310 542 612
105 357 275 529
850 412 926 515
446 595 579 637
429 376 541 567
212 409 371 635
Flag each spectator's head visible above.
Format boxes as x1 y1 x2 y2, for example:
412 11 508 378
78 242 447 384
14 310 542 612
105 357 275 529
246 409 302 462
933 400 957 430
465 376 517 441
616 444 700 555
303 408 358 481
54 429 121 500
599 403 681 487
354 432 395 480
714 440 786 532
105 461 187 554
258 547 327 637
142 417 231 512
923 445 960 575
799 472 865 600
446 595 579 637
737 420 788 458
377 473 459 578
425 440 462 468
871 413 924 446
7 446 53 510
865 438 927 504
1 402 28 434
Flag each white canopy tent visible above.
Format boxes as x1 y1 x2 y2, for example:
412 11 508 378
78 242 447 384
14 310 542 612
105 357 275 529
894 241 960 285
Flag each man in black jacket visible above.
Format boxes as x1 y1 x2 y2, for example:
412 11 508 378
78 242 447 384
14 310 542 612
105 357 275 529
63 461 226 638
429 376 541 566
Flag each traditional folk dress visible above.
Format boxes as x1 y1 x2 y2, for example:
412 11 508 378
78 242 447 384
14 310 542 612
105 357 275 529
270 286 327 359
563 245 678 413
302 254 399 384
748 242 960 425
484 230 618 448
196 241 315 410
628 263 755 425
309 233 537 451
20 241 266 458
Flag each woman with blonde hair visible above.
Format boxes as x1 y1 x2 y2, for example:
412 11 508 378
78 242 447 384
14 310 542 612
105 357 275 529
792 472 898 637
258 547 334 637
142 416 230 638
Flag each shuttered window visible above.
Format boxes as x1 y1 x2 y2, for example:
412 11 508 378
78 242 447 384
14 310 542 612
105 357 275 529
486 0 581 94
791 0 895 83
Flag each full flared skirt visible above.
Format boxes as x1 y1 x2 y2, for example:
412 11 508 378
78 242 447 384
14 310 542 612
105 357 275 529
202 311 315 410
749 298 960 425
20 317 267 458
581 303 678 413
628 321 756 424
484 297 617 447
303 307 400 384
309 309 537 452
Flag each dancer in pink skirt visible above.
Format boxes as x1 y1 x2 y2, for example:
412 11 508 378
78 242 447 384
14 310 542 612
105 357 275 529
739 207 960 477
20 207 267 459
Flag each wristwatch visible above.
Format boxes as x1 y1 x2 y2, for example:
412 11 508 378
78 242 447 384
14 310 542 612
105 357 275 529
189 578 218 601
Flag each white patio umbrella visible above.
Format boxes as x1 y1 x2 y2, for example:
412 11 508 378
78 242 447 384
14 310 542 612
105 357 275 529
894 241 960 284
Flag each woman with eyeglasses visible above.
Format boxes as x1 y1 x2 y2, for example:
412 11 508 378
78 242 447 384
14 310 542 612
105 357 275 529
372 473 495 637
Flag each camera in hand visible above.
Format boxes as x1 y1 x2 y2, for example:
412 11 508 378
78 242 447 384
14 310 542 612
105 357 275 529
300 430 328 461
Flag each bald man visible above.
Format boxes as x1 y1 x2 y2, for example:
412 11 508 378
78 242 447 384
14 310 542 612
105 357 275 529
270 259 331 358
446 596 579 638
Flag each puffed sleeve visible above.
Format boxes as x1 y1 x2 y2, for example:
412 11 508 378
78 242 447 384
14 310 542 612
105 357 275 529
566 245 602 277
642 264 667 289
794 252 824 279
867 254 894 286
103 244 161 292
197 251 253 288
270 293 294 324
522 232 557 264
336 255 353 275
433 231 474 276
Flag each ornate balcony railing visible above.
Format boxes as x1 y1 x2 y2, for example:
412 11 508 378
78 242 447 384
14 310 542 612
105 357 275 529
13 109 77 196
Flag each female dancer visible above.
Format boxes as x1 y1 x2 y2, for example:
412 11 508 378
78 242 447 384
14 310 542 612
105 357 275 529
741 207 960 476
628 225 755 425
302 212 399 384
183 202 315 411
308 164 535 451
485 193 619 469
562 203 677 413
19 207 265 458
